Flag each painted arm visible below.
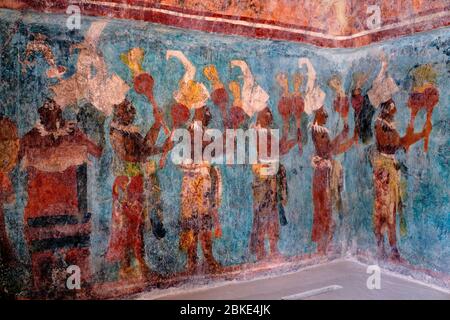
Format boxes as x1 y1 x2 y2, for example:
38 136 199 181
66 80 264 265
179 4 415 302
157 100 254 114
76 129 103 158
211 167 222 238
230 60 256 101
157 133 176 168
144 116 163 148
401 123 426 149
279 131 298 156
230 60 254 85
333 136 354 155
166 50 196 83
331 121 350 147
298 58 316 94
375 52 388 83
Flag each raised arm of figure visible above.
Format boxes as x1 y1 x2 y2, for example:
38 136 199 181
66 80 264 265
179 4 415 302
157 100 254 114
167 50 196 83
298 58 316 94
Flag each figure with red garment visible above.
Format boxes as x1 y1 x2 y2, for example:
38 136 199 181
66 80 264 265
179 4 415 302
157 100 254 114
309 105 355 255
19 99 102 297
0 117 19 266
106 98 172 281
299 57 355 256
110 48 172 282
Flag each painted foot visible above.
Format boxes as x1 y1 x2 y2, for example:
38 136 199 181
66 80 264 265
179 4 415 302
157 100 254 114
389 248 405 263
377 246 387 261
206 260 222 274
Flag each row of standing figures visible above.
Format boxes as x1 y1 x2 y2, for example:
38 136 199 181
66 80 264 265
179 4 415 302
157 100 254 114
0 49 438 297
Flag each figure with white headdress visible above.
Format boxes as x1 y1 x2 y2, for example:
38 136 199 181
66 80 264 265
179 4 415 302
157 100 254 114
371 53 428 261
230 60 298 261
50 21 129 116
299 58 355 256
166 51 223 274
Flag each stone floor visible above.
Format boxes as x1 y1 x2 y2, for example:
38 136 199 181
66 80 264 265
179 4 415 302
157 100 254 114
133 260 450 300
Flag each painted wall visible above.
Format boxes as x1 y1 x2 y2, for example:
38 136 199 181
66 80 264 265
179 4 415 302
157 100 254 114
0 9 448 298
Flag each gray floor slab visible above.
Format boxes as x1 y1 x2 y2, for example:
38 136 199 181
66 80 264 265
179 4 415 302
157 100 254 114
133 260 450 300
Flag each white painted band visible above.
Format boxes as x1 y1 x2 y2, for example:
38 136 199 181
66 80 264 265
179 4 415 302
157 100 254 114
81 1 449 41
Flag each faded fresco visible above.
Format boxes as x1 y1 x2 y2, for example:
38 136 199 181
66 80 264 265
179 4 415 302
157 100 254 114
0 7 448 299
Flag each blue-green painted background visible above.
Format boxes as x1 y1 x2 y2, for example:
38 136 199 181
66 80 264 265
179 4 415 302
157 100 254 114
0 9 448 284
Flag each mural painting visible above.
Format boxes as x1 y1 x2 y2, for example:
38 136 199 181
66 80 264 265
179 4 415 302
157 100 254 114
0 2 448 299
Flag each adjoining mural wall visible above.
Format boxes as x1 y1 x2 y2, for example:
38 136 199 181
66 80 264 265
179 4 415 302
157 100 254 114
0 9 448 298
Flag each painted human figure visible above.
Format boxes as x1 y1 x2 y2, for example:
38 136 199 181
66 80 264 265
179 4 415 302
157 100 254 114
178 106 223 274
159 50 210 167
166 54 222 273
373 99 428 260
0 117 19 265
106 99 171 280
217 60 297 261
250 108 297 261
310 105 354 255
19 99 102 295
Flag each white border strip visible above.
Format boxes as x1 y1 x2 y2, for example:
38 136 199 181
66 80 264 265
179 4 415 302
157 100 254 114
281 285 343 300
82 1 450 41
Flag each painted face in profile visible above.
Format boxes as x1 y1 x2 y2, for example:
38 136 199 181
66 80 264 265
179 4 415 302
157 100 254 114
38 99 64 132
256 107 273 128
114 99 136 126
380 99 397 119
276 73 288 91
194 106 212 127
388 101 397 116
315 107 329 126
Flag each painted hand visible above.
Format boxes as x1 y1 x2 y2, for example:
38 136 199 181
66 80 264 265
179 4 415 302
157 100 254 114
166 50 182 61
214 226 222 239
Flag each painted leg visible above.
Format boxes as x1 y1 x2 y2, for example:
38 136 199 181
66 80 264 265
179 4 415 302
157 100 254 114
134 226 150 279
423 111 433 152
186 232 199 274
0 209 16 265
255 231 266 261
200 230 221 273
388 223 401 261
